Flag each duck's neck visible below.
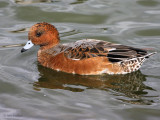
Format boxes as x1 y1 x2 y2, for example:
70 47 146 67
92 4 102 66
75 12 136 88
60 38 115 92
40 37 60 51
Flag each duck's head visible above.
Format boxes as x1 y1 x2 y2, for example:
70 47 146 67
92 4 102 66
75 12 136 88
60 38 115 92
21 22 59 53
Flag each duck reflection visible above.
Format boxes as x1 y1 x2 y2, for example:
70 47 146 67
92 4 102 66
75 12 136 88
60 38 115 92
33 64 156 105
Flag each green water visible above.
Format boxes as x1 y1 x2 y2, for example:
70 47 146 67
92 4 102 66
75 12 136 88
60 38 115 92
0 0 160 120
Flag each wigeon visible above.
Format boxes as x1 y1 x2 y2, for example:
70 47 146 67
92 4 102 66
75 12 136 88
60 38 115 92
21 22 156 75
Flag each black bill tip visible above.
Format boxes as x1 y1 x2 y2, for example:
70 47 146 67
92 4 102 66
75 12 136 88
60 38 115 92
21 48 27 53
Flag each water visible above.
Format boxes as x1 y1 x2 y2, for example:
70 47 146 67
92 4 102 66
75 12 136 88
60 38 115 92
0 0 160 120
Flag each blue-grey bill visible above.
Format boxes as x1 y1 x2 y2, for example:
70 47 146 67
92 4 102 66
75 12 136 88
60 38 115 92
21 40 34 53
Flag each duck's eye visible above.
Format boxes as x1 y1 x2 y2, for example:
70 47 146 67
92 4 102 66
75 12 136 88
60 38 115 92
36 32 42 37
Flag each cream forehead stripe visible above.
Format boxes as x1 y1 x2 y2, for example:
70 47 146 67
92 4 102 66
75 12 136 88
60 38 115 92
23 40 34 50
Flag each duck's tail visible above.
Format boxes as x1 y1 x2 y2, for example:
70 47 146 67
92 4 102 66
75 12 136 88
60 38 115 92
145 52 157 58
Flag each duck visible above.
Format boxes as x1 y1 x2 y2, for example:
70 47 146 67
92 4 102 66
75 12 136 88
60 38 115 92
21 22 156 75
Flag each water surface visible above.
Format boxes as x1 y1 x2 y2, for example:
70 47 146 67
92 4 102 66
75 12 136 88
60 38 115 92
0 0 160 120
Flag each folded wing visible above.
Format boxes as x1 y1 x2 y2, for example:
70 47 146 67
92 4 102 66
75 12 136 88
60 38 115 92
63 39 148 63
